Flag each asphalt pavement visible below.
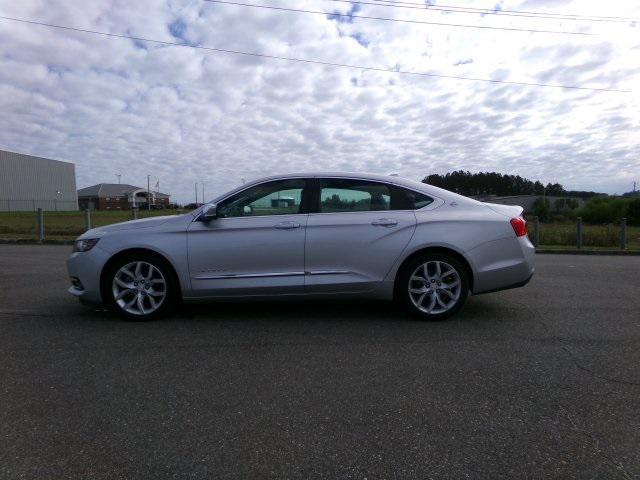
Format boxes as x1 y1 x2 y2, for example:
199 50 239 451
1 245 639 479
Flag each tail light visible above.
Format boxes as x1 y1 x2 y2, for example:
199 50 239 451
510 217 528 237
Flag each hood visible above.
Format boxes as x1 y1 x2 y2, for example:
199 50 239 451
80 215 177 238
483 202 524 218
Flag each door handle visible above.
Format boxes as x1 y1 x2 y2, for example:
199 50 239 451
274 221 301 230
371 218 398 227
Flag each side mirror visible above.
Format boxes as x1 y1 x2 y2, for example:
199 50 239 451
202 203 218 220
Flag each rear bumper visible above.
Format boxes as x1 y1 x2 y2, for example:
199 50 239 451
468 235 535 295
66 246 110 305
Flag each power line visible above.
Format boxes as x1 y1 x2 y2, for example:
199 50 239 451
201 0 594 35
338 0 640 22
0 15 631 93
312 0 640 23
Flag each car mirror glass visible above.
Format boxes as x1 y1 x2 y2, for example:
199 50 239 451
202 203 218 220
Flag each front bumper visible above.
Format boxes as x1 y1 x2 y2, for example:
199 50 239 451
66 245 111 305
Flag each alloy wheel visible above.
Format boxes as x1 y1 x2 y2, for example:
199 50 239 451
408 260 462 314
111 261 167 316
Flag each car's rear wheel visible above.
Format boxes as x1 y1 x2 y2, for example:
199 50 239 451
398 253 469 320
104 253 177 320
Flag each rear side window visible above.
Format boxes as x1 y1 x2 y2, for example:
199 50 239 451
318 179 434 212
319 179 391 213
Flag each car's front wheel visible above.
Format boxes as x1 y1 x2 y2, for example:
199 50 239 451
104 253 177 320
398 253 469 320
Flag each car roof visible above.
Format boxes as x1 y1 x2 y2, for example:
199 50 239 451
245 172 431 192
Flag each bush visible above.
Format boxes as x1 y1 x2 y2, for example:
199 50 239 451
532 198 551 222
628 199 640 226
578 197 628 224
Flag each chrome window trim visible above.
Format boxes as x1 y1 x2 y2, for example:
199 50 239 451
193 175 444 222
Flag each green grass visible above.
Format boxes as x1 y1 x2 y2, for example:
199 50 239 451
0 210 187 238
529 222 639 249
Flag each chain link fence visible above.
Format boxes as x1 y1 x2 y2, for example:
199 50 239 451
0 199 78 211
528 217 634 250
0 207 636 249
0 206 188 241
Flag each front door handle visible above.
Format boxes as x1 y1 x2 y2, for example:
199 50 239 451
371 218 398 227
274 221 301 230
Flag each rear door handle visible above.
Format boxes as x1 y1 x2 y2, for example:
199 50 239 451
274 221 301 230
371 218 398 227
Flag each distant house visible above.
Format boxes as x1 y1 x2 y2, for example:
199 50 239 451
77 184 170 210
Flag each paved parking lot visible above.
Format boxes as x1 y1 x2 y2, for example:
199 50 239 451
1 245 639 479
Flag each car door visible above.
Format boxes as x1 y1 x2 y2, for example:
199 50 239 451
304 178 419 293
187 178 310 297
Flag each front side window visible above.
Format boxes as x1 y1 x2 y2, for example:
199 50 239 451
217 179 307 218
320 179 391 213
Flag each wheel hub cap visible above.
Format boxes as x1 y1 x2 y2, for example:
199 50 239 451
112 261 167 316
408 260 461 314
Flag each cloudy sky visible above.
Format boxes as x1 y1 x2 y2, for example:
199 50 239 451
0 0 638 202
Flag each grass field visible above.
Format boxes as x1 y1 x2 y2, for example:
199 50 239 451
0 210 186 238
0 211 638 250
528 222 639 249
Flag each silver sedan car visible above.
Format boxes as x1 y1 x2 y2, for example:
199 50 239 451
67 172 534 320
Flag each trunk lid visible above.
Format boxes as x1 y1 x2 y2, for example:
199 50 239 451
483 202 524 218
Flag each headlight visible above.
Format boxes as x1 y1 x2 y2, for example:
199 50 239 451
73 238 100 252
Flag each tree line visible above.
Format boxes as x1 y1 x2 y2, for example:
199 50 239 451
422 171 601 198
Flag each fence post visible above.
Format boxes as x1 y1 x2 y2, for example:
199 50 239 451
533 216 540 247
620 217 627 250
37 208 44 243
85 208 92 231
577 217 583 249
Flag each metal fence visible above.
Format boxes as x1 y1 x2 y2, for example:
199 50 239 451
0 209 634 249
0 199 78 212
528 217 630 250
0 207 187 241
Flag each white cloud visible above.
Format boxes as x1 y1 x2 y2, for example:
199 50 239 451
0 0 638 201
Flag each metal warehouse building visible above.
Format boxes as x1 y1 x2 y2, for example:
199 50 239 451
0 149 78 211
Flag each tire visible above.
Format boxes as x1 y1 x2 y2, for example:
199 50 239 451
396 252 470 321
103 252 178 321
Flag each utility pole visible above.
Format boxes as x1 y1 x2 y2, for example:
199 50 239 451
202 183 205 204
195 183 198 205
116 174 121 184
147 175 151 211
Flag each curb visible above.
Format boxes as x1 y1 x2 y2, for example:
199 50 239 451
535 249 640 256
0 239 74 246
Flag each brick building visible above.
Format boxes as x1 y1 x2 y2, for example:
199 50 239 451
77 184 170 210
